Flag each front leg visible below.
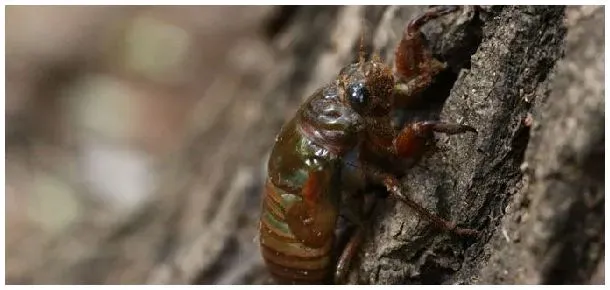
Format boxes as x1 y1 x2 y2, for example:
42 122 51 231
393 120 476 158
361 119 476 170
393 6 469 108
393 6 462 96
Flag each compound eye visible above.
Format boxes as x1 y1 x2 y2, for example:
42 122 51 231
347 82 369 112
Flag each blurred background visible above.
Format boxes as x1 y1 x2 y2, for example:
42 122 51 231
6 5 389 284
5 5 291 284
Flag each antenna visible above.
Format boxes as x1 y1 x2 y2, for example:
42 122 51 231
358 17 366 67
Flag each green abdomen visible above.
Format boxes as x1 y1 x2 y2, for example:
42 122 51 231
260 118 340 283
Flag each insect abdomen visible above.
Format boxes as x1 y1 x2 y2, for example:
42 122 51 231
259 114 342 284
260 178 333 283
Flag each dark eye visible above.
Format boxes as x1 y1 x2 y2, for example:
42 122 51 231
347 82 369 111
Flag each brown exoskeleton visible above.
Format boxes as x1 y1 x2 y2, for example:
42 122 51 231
259 6 479 284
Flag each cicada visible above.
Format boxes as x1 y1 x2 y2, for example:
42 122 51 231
259 6 479 284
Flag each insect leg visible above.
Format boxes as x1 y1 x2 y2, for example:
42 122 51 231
334 227 365 284
333 194 377 284
426 121 477 135
393 6 463 105
392 120 476 158
367 167 480 236
406 6 461 35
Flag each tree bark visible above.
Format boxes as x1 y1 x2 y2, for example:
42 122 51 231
347 5 604 285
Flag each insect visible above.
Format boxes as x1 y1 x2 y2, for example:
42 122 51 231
259 6 479 284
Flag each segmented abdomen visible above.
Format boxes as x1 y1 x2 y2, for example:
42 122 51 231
259 178 333 284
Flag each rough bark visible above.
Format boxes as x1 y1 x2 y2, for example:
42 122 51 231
6 5 603 285
348 5 604 285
